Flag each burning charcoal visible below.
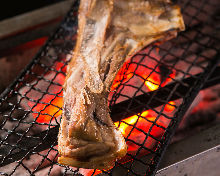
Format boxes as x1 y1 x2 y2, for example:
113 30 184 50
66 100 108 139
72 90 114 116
18 67 64 127
0 0 219 175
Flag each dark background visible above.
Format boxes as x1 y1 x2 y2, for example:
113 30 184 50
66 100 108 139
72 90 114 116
0 0 64 21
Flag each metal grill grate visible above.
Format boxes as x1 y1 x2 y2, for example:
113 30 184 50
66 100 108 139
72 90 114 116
0 0 219 175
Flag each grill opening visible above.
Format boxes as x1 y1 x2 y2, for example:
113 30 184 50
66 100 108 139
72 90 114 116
0 0 219 175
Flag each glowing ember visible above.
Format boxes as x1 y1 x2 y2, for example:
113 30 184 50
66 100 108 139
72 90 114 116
145 75 160 91
31 92 63 123
22 61 66 123
164 101 175 112
111 61 133 91
114 110 151 136
28 55 176 148
111 55 176 155
18 51 177 176
144 69 175 91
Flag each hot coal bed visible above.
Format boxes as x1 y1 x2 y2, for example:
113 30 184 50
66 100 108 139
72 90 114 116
0 0 219 176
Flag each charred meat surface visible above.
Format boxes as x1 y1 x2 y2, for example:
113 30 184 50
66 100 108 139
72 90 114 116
58 0 185 169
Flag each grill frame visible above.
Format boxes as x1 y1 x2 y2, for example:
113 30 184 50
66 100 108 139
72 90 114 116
0 0 219 175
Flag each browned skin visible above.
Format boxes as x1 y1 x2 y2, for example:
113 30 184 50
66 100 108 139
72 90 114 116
58 0 185 170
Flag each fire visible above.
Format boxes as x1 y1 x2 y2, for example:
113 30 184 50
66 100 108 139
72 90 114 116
144 68 175 91
114 100 175 154
111 56 176 155
115 113 141 135
114 110 152 136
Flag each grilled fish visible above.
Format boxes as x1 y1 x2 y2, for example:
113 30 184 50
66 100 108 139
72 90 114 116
58 0 184 169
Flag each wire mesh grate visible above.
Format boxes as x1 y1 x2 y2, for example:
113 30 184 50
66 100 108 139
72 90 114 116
0 0 219 175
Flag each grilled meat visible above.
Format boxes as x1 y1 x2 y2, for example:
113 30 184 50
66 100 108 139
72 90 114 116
58 0 184 169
